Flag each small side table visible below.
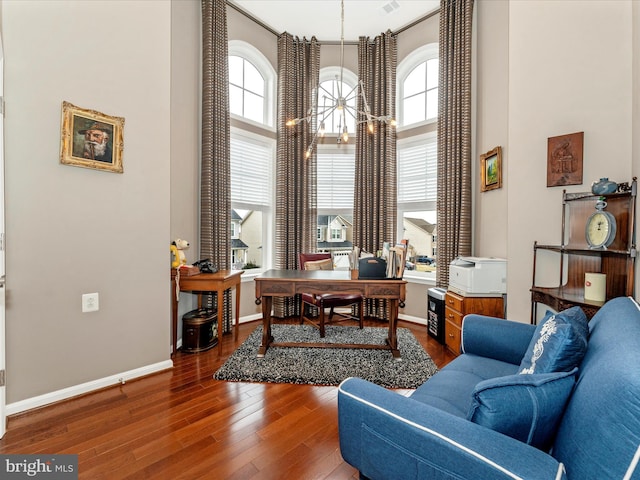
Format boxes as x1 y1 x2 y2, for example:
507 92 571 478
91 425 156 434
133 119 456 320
171 269 243 356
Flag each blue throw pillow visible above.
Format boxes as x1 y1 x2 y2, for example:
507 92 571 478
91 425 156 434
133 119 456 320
467 368 577 450
518 307 588 374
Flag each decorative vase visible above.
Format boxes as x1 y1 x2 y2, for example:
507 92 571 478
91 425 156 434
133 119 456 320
591 178 618 195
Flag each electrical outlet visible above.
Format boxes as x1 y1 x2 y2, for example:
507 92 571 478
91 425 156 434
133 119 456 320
82 293 99 313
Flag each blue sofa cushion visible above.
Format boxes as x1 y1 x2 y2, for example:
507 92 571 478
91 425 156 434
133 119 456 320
411 354 519 418
518 307 588 374
467 368 577 450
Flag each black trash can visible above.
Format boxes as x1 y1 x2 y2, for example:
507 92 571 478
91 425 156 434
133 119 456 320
182 308 217 353
427 287 446 344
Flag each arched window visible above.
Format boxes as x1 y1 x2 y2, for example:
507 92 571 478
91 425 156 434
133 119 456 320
396 44 439 280
397 44 439 128
228 41 276 272
318 67 358 137
228 40 276 127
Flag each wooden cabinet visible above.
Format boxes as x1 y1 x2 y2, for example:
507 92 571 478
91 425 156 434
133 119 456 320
445 291 505 356
531 178 636 323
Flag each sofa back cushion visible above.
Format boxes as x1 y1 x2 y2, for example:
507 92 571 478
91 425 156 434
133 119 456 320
518 306 588 374
467 369 577 451
552 297 640 479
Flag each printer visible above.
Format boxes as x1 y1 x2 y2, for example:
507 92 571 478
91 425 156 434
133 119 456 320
448 256 507 297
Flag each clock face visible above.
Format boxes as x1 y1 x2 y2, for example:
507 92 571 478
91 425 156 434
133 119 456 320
586 211 617 248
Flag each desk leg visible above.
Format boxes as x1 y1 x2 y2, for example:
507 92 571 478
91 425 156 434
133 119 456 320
387 299 401 360
234 281 241 342
171 278 178 356
217 289 224 357
257 295 273 358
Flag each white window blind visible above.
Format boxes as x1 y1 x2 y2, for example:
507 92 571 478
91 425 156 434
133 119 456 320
317 151 355 210
397 137 437 204
230 134 271 207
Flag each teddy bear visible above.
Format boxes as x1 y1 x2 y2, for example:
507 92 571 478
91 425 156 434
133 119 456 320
170 238 190 268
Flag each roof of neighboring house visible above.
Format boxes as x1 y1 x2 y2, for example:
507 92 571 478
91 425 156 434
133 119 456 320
318 214 353 227
232 238 248 249
231 209 242 221
405 217 436 234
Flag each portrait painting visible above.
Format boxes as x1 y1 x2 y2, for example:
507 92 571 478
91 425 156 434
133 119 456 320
480 146 502 192
547 131 583 187
60 101 124 173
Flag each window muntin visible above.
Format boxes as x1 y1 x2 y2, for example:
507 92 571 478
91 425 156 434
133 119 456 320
228 40 276 128
397 44 439 129
317 79 357 136
402 59 438 126
229 55 265 124
318 67 358 138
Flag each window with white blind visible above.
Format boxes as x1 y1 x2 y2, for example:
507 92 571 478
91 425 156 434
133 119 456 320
397 132 437 278
316 146 355 252
397 134 437 208
317 147 355 213
230 129 274 271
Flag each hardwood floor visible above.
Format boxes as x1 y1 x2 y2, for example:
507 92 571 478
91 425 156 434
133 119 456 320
0 318 454 479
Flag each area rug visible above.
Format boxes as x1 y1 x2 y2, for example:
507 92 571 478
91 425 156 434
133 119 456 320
213 324 438 388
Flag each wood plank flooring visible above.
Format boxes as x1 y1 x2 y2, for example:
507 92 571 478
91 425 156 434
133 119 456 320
0 318 454 479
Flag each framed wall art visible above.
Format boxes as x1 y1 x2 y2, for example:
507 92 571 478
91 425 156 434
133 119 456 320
60 101 124 173
480 146 502 192
547 131 583 187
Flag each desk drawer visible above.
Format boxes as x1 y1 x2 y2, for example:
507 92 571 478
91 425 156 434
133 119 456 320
445 306 463 328
445 292 464 313
445 319 461 355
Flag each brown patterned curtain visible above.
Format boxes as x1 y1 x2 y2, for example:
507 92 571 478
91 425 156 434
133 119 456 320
274 33 320 317
436 0 474 288
201 0 232 330
354 31 397 319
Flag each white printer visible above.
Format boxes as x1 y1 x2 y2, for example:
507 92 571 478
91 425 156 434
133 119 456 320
448 257 507 297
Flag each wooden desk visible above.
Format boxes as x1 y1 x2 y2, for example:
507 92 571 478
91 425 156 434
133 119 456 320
171 269 243 356
254 269 406 358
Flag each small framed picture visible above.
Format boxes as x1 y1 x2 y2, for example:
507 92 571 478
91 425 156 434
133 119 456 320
480 146 502 192
60 101 124 173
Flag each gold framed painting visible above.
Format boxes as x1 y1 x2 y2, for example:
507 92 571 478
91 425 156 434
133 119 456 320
60 101 124 173
480 146 502 192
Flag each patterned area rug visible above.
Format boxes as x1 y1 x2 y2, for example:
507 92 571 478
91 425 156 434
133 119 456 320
213 324 438 388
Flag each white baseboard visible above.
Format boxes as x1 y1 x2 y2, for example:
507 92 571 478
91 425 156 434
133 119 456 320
398 313 428 326
239 313 262 323
6 360 174 416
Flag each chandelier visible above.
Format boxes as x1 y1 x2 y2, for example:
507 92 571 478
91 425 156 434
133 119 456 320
286 0 396 158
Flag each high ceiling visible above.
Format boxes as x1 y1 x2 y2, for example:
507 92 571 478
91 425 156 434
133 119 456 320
228 0 440 41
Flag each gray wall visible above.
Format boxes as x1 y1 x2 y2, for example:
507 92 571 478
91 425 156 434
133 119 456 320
3 0 172 404
3 0 638 408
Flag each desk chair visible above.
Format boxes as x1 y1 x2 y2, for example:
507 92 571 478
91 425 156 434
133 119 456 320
299 253 364 337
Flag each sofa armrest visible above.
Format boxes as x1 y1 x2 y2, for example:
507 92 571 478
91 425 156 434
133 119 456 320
461 315 535 365
338 377 566 480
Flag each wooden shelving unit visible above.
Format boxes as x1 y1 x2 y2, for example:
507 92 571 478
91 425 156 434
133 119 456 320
530 178 636 323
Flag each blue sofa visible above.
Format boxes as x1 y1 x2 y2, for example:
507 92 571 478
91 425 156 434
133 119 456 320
338 296 640 479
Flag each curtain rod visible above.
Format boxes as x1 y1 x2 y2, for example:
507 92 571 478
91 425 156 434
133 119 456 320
225 1 439 44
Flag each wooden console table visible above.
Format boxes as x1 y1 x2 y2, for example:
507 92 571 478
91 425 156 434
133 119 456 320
254 269 406 359
171 269 243 356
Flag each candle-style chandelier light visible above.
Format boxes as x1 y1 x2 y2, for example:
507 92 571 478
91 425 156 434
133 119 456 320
286 0 396 158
